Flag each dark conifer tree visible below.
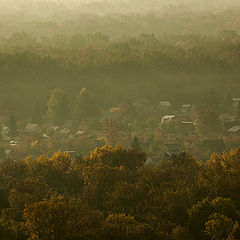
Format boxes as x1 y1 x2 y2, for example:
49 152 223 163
31 102 42 124
131 136 143 152
237 102 240 118
73 88 98 122
207 88 219 110
7 113 18 138
223 90 232 112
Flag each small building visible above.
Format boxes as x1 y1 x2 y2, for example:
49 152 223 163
41 133 50 139
180 121 195 132
76 130 85 136
10 140 17 147
61 128 70 135
160 101 171 108
107 107 120 119
133 99 149 108
181 104 193 112
232 98 240 109
48 125 61 136
181 121 194 125
25 123 41 134
109 107 120 113
1 126 10 141
228 125 240 135
165 151 186 161
220 114 236 122
161 115 175 123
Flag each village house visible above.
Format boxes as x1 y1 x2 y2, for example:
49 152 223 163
228 125 240 135
76 130 85 136
133 99 150 108
25 123 42 134
60 128 70 136
232 98 240 109
181 104 192 112
48 125 61 136
108 107 120 119
160 101 171 109
220 114 236 122
178 104 195 120
161 115 175 123
10 140 17 147
1 126 10 141
181 104 195 115
220 114 239 130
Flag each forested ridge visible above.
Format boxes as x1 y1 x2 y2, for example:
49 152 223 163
1 31 240 117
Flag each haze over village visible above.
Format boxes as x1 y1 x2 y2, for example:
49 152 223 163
1 1 240 239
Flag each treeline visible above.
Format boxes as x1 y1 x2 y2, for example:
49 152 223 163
0 31 240 118
1 146 240 239
1 7 240 37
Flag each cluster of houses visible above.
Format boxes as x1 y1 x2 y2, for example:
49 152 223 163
0 97 240 161
159 100 240 136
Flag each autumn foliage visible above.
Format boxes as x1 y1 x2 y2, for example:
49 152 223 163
1 146 240 240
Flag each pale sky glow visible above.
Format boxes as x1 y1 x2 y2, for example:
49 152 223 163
1 0 240 16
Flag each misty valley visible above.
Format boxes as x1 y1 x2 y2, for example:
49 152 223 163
1 1 240 239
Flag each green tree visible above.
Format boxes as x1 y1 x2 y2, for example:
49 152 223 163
207 88 219 110
188 197 239 240
237 102 240 118
90 145 146 169
131 136 143 152
196 110 222 138
73 88 98 122
47 89 69 126
103 213 161 240
205 213 239 240
50 151 72 172
31 102 44 124
204 147 240 201
7 113 18 138
23 195 104 240
0 148 6 160
223 90 232 112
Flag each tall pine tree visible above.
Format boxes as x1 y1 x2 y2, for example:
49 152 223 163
131 136 143 152
73 88 98 122
7 113 18 138
47 89 69 126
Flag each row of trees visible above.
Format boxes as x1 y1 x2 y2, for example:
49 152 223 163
1 32 240 119
1 146 240 239
47 87 98 126
1 8 240 39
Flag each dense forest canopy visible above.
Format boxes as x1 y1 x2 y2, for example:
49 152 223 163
1 146 240 240
0 29 240 117
1 1 240 240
